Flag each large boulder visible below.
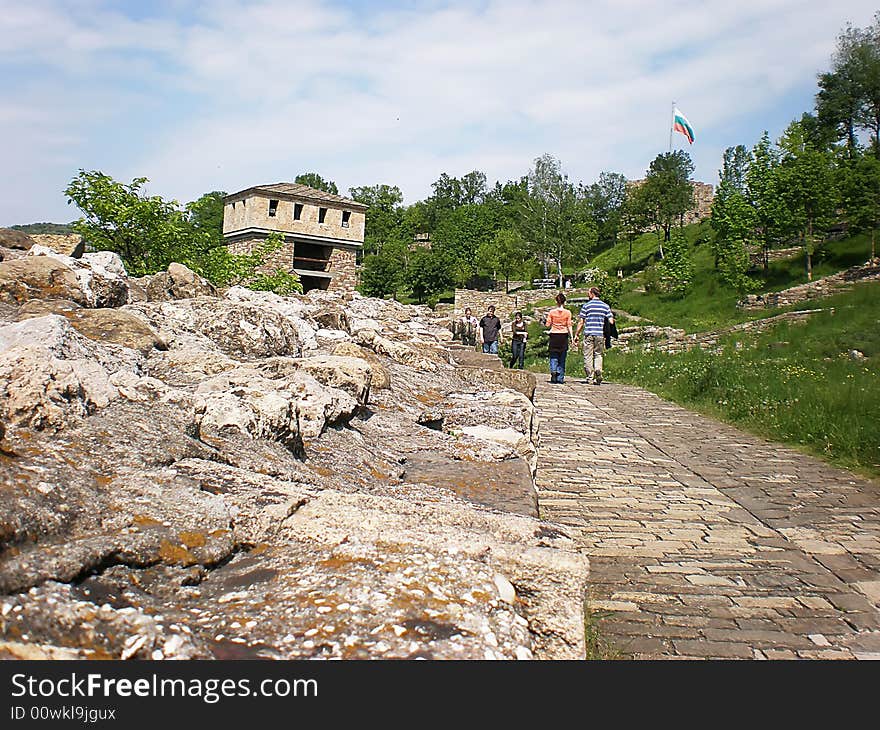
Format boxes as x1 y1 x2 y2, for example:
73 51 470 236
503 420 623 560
0 256 90 306
16 300 166 355
455 366 536 400
333 341 391 389
0 316 138 432
136 262 218 302
30 234 85 258
259 355 372 406
353 328 440 372
0 228 35 251
0 248 130 308
125 298 302 359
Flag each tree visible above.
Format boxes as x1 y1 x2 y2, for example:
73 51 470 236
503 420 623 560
636 151 695 255
476 228 527 293
405 247 453 304
186 190 227 247
65 170 192 276
840 151 880 260
359 242 406 298
460 171 488 205
432 203 498 287
294 173 339 195
349 184 405 255
519 154 596 284
710 145 755 292
656 229 693 296
817 14 880 155
583 171 628 246
745 132 787 270
777 120 839 281
619 185 649 266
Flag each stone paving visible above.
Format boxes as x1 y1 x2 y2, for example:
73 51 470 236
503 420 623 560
533 380 880 659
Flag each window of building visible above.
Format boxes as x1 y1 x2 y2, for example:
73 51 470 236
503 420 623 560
341 210 351 228
318 207 327 224
294 203 303 220
268 199 279 217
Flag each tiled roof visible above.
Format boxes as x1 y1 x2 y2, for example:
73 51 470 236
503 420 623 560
225 183 367 209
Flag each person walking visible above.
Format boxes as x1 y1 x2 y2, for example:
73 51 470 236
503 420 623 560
509 311 528 369
575 287 615 385
546 292 573 384
478 305 503 355
457 307 479 347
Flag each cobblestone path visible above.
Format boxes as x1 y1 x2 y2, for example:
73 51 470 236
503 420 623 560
534 380 880 659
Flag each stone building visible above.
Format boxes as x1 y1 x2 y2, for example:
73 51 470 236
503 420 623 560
222 182 367 294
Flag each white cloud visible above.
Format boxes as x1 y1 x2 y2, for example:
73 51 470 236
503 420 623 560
1 0 878 223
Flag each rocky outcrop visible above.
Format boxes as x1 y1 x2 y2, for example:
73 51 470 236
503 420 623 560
132 262 218 302
0 228 36 251
0 252 589 661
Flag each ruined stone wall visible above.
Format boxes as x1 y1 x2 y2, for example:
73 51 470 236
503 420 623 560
617 309 827 355
454 288 591 321
627 180 714 225
738 260 880 310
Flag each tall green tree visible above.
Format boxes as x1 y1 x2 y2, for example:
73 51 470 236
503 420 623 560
840 150 880 260
405 247 453 304
619 185 649 266
294 172 339 195
519 154 596 284
476 228 527 293
710 145 755 292
636 151 695 255
656 229 693 296
777 120 839 281
359 241 407 298
583 171 628 247
432 202 498 286
186 190 227 247
65 170 192 276
817 14 880 155
745 132 786 270
349 184 405 255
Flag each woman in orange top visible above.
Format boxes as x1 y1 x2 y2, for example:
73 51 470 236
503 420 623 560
546 292 573 384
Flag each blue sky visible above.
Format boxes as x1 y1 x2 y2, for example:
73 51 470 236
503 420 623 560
1 0 877 225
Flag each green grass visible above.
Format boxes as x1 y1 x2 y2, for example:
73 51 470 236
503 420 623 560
608 281 880 479
596 227 876 334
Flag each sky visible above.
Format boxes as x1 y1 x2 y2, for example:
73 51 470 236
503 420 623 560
1 0 877 226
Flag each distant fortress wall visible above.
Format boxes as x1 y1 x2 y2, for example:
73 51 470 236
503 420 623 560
627 180 714 225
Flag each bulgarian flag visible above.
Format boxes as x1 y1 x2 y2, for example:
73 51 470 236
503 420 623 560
673 106 695 144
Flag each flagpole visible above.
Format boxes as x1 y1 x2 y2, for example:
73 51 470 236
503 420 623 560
669 101 674 152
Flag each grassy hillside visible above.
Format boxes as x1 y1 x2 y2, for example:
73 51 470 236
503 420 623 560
587 224 876 333
611 281 880 479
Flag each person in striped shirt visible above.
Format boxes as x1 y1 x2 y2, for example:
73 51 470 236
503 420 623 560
574 287 615 385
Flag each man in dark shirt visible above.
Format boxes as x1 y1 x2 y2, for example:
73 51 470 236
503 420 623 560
479 305 503 354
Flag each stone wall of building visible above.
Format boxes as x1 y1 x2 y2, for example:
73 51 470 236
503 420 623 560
328 247 358 294
226 237 293 273
223 194 365 244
